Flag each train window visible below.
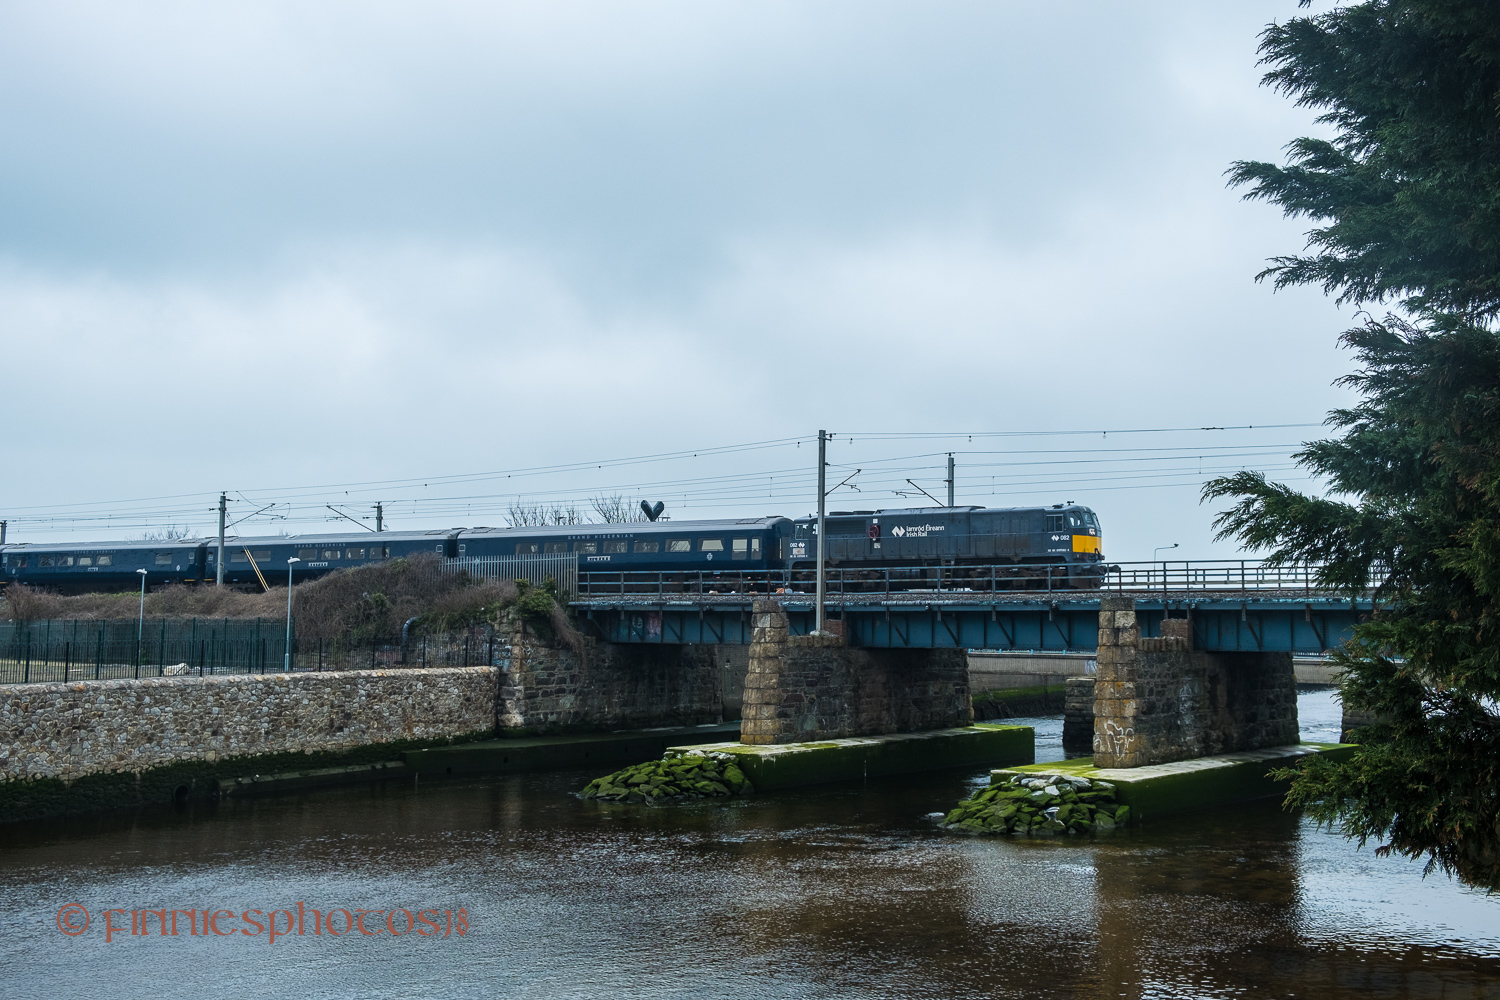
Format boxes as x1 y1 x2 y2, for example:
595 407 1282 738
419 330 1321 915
39 557 54 567
573 541 597 554
698 539 724 552
154 553 173 565
298 548 317 560
14 557 25 568
323 549 340 560
794 524 812 539
1067 514 1082 529
731 538 748 560
370 546 387 559
346 548 365 560
78 556 93 566
515 543 540 555
230 551 248 563
666 539 691 553
543 542 566 554
254 550 271 560
97 555 112 566
1046 514 1064 532
458 544 467 557
751 538 762 557
633 540 659 553
603 540 628 554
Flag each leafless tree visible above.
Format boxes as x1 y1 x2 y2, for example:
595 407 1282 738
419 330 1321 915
506 502 587 527
136 525 193 541
589 494 648 523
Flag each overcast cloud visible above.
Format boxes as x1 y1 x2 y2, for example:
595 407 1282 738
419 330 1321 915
0 2 1353 558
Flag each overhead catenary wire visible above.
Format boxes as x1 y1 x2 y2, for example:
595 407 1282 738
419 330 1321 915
0 422 1331 538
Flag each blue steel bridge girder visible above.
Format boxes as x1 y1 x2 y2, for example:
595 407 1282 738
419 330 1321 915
573 597 1372 655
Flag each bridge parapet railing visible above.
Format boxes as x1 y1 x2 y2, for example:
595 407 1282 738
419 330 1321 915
573 559 1368 599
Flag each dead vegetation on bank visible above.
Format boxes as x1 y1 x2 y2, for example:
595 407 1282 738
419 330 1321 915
0 553 584 649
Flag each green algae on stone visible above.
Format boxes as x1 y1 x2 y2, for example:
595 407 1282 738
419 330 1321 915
940 772 1123 836
580 749 755 805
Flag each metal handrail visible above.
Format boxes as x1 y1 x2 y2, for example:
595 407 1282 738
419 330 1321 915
573 558 1370 598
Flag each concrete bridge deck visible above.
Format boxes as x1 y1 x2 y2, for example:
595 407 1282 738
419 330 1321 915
572 590 1369 655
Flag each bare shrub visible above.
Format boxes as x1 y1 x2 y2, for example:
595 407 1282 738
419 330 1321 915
2 554 586 650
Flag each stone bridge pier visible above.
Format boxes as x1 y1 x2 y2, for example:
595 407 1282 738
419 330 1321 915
738 600 972 745
1092 595 1299 767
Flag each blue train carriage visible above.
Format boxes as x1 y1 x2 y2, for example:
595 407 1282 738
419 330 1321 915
456 517 792 586
210 528 463 587
787 503 1104 589
1 538 209 594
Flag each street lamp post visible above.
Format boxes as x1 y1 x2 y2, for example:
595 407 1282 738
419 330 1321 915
284 557 301 672
135 568 148 679
1153 543 1179 606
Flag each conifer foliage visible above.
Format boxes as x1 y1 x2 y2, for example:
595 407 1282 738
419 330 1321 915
1205 1 1500 888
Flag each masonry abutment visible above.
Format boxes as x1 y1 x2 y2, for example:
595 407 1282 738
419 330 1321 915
1092 596 1299 767
739 599 972 745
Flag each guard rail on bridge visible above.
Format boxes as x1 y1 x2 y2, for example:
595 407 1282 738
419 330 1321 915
575 559 1372 598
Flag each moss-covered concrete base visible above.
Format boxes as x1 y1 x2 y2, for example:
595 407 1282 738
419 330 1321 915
991 742 1358 824
670 724 1034 791
402 722 742 777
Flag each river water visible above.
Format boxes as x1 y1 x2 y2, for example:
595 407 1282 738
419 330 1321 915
3 690 1497 999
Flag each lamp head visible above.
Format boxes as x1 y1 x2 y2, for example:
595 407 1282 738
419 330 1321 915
287 557 301 565
136 568 148 575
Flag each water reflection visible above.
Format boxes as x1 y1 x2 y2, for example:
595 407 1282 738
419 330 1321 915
1 695 1497 999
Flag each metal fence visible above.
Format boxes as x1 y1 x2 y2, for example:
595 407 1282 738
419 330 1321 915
574 559 1373 597
0 619 506 685
0 619 293 684
443 553 578 596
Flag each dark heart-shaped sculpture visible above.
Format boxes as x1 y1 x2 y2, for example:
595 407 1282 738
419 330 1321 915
640 501 665 522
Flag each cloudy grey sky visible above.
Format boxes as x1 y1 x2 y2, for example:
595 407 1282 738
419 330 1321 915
0 2 1353 559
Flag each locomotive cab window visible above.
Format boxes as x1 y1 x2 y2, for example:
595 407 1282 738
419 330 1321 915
573 541 597 554
1067 513 1082 529
731 538 748 559
604 540 628 554
666 539 690 553
544 542 566 554
633 540 659 553
515 543 540 555
698 539 724 552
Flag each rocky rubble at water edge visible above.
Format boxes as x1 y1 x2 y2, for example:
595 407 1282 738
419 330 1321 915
580 749 754 805
941 773 1130 835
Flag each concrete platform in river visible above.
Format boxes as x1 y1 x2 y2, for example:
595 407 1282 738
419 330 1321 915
671 723 1034 791
992 742 1359 824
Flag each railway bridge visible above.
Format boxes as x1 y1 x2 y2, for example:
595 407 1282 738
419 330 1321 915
564 560 1369 766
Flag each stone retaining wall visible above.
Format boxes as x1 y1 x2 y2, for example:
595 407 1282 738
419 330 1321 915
500 631 735 732
0 667 497 784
